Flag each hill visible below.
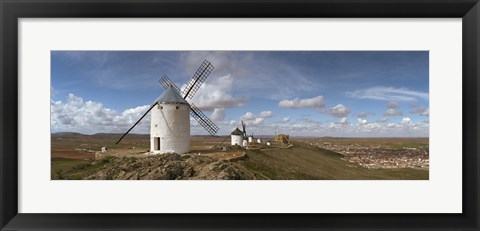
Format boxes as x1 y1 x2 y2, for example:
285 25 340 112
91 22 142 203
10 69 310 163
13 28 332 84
239 142 427 180
52 141 427 180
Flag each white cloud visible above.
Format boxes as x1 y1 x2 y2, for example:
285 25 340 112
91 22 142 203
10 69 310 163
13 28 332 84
327 104 351 117
51 93 151 134
327 118 349 129
210 108 225 122
384 108 403 116
116 105 151 126
377 118 389 123
346 86 429 101
329 123 345 129
259 111 273 118
410 106 429 116
240 112 256 121
383 117 426 132
253 117 265 125
355 118 381 131
278 96 325 109
187 74 247 111
281 117 290 123
338 117 348 124
386 123 401 128
383 101 403 116
357 118 368 125
401 117 413 126
239 111 273 127
363 122 381 130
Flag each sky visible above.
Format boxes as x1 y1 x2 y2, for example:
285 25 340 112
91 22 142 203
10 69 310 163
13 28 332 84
51 51 429 137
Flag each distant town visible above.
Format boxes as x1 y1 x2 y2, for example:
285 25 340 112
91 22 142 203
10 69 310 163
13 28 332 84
305 138 429 169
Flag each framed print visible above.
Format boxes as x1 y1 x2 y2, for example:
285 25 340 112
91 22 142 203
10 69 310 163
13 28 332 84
1 0 479 230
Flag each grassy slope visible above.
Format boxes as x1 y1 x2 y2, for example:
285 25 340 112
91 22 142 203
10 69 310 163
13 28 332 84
239 142 428 180
52 157 115 180
51 158 88 179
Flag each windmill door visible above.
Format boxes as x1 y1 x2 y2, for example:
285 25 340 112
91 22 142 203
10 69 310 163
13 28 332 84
154 137 160 151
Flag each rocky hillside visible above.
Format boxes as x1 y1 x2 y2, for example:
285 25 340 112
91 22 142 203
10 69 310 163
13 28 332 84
82 153 255 180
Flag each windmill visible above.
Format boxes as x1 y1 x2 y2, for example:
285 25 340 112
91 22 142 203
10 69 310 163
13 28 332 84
116 60 219 154
230 127 244 146
240 120 255 145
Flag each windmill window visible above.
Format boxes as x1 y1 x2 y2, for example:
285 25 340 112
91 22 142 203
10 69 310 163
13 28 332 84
160 106 163 109
176 106 179 109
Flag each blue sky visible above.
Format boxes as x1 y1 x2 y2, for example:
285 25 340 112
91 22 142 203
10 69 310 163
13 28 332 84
51 51 429 137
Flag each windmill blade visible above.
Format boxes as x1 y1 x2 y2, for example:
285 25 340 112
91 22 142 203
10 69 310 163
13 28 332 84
189 103 219 136
115 102 158 145
159 75 183 96
241 121 246 136
182 60 214 99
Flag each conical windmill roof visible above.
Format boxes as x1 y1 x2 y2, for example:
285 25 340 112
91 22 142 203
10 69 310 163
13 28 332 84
155 86 189 105
231 127 244 135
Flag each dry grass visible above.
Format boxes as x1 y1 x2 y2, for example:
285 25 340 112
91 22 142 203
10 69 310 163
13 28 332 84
240 142 428 180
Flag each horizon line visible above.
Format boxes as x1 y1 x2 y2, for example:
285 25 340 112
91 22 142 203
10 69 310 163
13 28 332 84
51 132 429 139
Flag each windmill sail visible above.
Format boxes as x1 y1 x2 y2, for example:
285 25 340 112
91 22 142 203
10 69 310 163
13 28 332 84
190 103 219 136
241 121 246 137
115 102 158 144
182 60 214 99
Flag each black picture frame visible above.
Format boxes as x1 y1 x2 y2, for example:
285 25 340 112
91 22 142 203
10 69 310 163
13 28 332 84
1 0 479 230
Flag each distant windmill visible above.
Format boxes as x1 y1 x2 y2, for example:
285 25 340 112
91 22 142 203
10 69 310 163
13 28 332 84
116 60 219 154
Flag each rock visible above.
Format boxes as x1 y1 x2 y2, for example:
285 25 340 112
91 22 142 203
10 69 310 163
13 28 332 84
83 153 254 180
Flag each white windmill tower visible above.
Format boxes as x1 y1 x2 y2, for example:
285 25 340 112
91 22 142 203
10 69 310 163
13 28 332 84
149 87 190 153
231 120 250 147
230 127 244 146
116 60 219 154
